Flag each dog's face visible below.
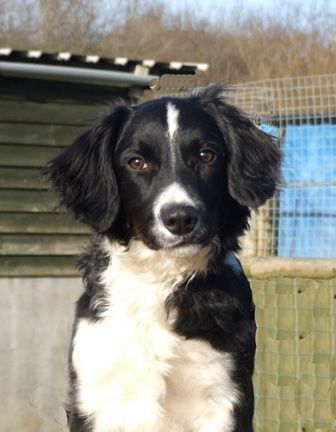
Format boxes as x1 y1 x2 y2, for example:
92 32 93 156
114 98 230 253
44 84 280 255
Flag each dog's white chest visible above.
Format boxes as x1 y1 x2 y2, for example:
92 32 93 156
71 248 238 431
73 319 237 432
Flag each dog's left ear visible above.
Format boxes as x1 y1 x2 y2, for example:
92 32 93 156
197 84 281 207
43 102 133 232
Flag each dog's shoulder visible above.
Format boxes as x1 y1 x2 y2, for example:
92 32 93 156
75 236 111 320
223 251 245 279
221 252 253 306
167 251 255 353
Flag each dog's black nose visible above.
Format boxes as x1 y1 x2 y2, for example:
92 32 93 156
161 205 198 236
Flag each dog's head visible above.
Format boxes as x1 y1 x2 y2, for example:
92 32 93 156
44 84 280 255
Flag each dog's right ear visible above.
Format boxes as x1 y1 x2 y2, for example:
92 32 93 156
43 102 133 232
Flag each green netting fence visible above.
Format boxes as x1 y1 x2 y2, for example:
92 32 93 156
245 259 336 431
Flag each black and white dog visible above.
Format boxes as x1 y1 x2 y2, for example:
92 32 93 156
45 84 280 432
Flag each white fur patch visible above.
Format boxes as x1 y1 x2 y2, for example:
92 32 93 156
162 339 239 432
152 182 198 247
154 182 195 208
166 102 180 171
166 102 179 142
71 240 239 431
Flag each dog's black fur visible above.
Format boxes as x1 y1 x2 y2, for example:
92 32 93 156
44 83 280 432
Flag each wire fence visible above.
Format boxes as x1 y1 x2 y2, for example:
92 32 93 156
232 75 336 258
147 74 336 258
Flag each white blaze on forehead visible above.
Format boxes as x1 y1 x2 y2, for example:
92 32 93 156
166 102 179 141
166 102 180 171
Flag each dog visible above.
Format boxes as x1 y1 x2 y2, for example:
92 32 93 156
44 83 280 432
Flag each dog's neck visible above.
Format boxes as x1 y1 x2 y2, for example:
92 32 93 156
103 238 212 288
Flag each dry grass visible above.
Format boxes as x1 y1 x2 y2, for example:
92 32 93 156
0 0 335 83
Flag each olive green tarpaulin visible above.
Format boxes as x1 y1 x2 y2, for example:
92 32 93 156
245 259 336 431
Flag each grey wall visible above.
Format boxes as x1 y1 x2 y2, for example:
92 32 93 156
0 278 83 432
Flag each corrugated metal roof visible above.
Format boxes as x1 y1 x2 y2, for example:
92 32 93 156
0 48 208 77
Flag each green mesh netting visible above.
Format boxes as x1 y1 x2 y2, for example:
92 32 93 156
251 277 336 431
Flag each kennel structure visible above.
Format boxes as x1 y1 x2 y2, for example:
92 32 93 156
0 49 207 432
0 51 335 431
233 75 336 258
232 75 336 431
0 48 206 277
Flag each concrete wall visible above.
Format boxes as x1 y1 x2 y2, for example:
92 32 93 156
0 278 82 432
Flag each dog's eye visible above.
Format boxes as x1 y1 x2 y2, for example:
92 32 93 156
128 157 148 171
199 149 216 164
